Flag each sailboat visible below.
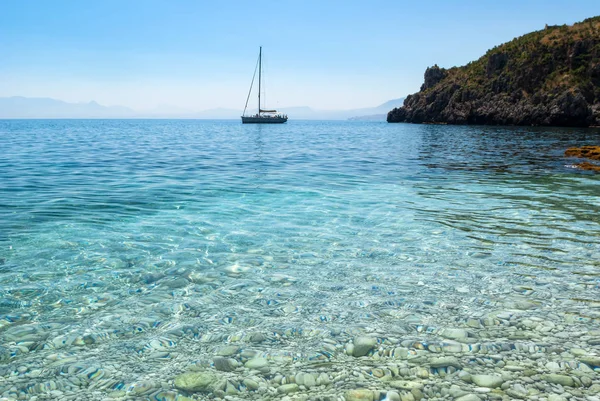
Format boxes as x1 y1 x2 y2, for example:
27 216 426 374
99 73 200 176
242 47 288 124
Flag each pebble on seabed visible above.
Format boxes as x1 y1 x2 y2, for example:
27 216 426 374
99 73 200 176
3 235 600 401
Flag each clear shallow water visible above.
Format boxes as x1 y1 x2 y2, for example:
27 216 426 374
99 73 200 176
0 119 599 400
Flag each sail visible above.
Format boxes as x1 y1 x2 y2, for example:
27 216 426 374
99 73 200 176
260 109 277 113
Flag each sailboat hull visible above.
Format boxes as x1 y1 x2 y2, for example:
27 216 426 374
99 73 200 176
241 116 288 124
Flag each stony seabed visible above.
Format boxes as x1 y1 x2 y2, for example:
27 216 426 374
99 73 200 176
0 120 599 401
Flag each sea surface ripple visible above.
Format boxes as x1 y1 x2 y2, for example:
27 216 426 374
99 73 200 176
0 120 599 400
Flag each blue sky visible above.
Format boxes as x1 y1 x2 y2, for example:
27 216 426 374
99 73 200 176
1 0 599 110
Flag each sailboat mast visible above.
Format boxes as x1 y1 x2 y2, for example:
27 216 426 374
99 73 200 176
258 46 262 115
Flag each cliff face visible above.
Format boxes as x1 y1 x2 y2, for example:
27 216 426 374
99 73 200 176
388 17 600 127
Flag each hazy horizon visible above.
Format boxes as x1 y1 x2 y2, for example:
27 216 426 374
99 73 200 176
0 95 406 119
1 0 599 111
0 95 403 111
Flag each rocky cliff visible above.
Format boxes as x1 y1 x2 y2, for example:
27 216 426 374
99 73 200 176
388 16 600 127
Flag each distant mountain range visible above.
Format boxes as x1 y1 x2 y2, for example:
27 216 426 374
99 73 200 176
346 98 406 120
0 96 405 120
0 97 135 119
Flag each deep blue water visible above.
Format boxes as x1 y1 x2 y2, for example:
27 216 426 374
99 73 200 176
0 119 599 399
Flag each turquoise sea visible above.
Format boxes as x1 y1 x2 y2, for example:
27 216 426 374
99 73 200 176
0 119 599 400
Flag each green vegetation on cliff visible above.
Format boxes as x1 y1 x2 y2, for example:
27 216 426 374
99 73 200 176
388 16 600 127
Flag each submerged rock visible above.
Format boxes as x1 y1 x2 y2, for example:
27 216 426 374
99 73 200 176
580 356 600 368
353 336 377 357
174 371 217 392
455 395 482 401
389 380 424 390
573 161 600 171
439 328 470 340
430 356 462 369
543 374 575 387
245 357 268 370
345 389 374 401
471 374 504 388
216 346 240 357
242 378 259 391
277 383 299 394
213 357 239 372
566 145 600 171
565 145 600 160
0 346 10 363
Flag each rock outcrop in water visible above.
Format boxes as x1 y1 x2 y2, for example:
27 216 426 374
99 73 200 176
565 145 600 171
388 16 600 127
565 145 600 159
